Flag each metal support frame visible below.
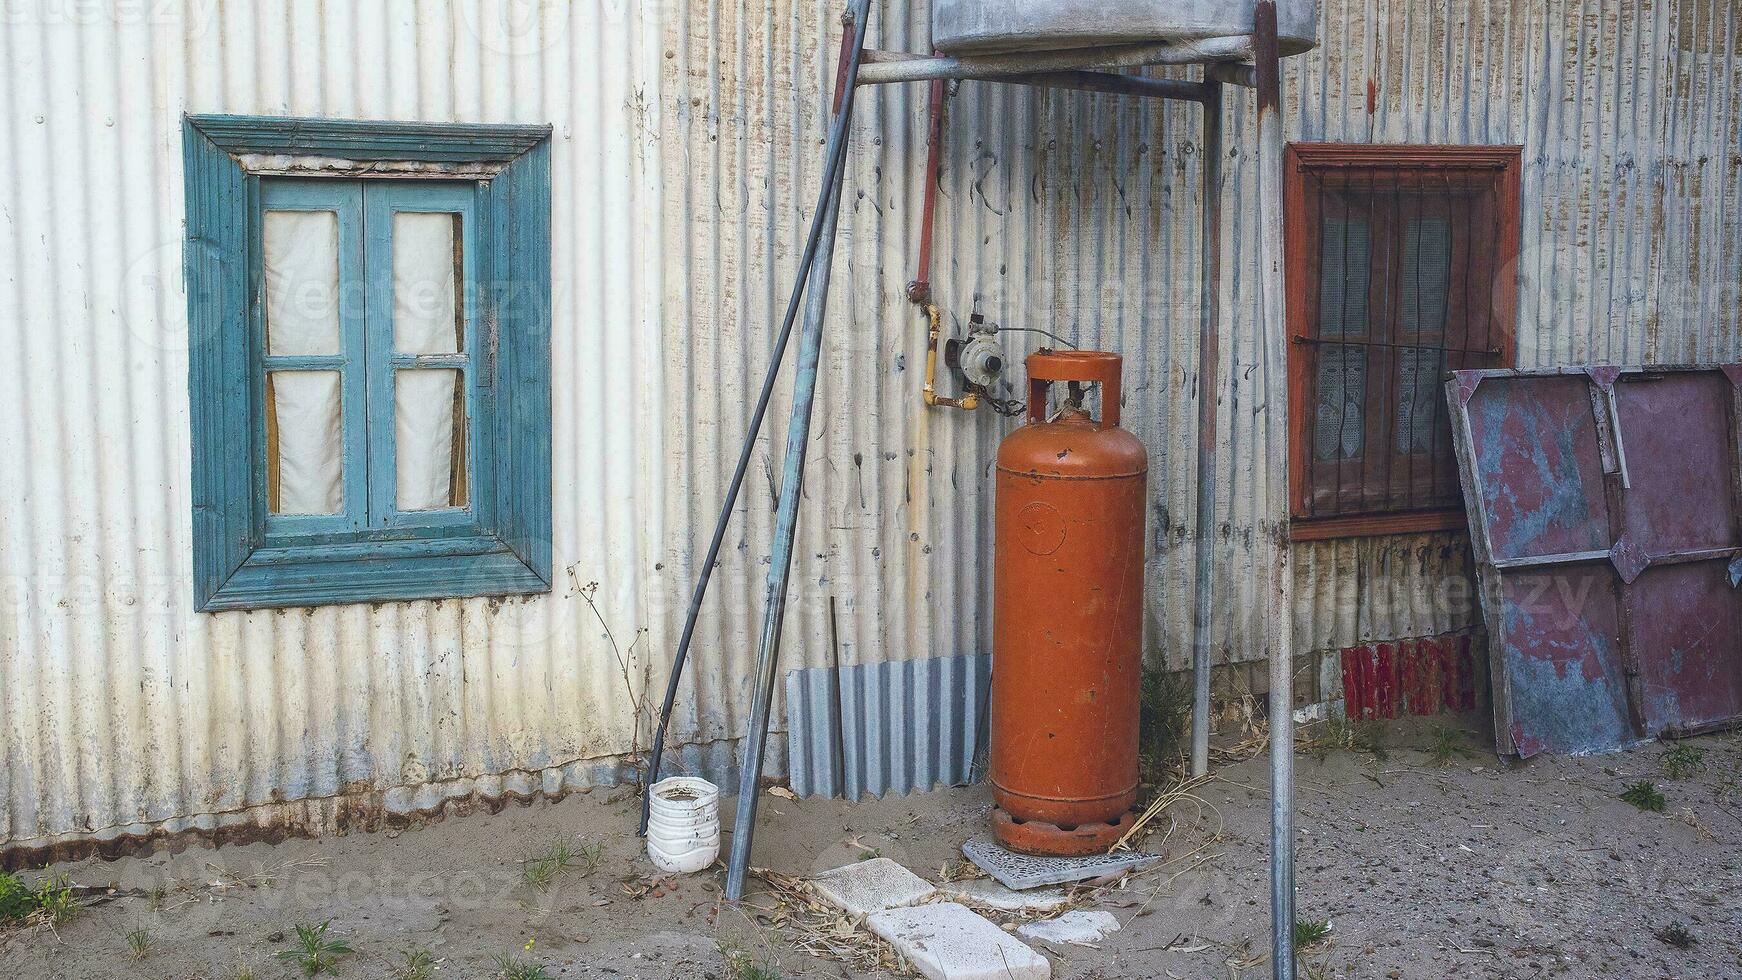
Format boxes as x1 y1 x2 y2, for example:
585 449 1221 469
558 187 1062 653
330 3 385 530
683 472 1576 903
1191 81 1223 780
856 35 1252 84
650 3 1294 974
1252 6 1295 978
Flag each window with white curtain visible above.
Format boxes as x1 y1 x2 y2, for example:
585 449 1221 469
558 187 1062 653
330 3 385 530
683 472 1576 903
183 115 552 611
260 180 476 532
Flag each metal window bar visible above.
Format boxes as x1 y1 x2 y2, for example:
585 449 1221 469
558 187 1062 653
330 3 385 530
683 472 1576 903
1304 167 1497 519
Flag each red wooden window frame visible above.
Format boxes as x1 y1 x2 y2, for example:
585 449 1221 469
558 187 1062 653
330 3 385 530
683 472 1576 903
1285 144 1522 541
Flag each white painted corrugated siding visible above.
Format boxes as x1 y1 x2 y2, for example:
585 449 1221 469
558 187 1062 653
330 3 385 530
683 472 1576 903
2 0 1740 853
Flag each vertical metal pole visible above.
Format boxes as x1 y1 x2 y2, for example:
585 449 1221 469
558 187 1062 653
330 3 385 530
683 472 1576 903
1253 4 1295 979
1190 80 1223 780
725 0 873 902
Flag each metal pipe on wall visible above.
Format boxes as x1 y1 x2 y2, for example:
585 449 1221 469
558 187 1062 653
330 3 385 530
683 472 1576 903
906 70 945 304
1190 78 1223 780
725 0 875 904
1252 4 1296 978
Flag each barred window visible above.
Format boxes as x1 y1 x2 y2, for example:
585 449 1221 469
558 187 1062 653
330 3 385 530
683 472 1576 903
1285 145 1521 539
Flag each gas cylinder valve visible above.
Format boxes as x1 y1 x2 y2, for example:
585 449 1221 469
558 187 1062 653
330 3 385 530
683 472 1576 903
946 313 1007 389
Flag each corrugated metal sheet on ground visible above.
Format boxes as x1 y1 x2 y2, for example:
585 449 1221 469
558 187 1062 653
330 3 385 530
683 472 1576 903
785 653 990 799
1450 366 1742 756
2 0 1741 854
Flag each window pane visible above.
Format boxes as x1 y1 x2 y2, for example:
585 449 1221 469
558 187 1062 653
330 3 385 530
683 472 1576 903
1396 347 1446 454
1401 217 1452 336
396 369 468 511
266 370 344 515
1314 345 1366 461
1318 216 1370 338
264 211 342 356
394 212 463 354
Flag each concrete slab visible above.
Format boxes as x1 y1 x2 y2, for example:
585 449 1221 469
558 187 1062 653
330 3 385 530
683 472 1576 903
867 902 1051 980
1017 910 1121 947
939 878 1070 913
810 857 937 919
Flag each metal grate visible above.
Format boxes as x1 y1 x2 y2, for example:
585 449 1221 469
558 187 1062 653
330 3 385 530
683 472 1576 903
961 836 1164 890
1294 157 1515 522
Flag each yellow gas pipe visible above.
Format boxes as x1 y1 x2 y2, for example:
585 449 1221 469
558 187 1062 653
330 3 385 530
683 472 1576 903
921 304 980 411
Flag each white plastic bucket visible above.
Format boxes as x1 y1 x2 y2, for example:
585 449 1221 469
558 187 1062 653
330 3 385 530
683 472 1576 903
646 777 721 874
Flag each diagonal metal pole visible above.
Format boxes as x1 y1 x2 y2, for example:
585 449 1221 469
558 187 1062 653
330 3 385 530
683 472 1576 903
639 4 869 838
1190 78 1223 780
1253 4 1296 978
725 0 874 902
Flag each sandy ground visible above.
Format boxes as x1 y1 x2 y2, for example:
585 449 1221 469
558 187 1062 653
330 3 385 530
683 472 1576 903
2 718 1739 980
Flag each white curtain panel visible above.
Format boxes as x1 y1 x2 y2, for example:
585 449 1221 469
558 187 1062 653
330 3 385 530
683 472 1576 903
393 211 464 511
264 210 342 355
269 371 344 515
396 369 459 510
263 210 345 515
393 212 460 354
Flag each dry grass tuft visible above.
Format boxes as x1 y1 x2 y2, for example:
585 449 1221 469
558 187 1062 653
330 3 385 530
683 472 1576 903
743 868 905 974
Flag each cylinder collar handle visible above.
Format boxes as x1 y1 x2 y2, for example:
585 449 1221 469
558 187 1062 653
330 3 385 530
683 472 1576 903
1025 350 1123 428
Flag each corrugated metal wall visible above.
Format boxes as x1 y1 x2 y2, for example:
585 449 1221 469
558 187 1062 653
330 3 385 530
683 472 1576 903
2 0 1739 854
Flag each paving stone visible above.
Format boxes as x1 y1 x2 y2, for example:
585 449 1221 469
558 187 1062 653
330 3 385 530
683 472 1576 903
867 902 1051 980
810 857 937 918
1017 910 1121 946
939 878 1070 913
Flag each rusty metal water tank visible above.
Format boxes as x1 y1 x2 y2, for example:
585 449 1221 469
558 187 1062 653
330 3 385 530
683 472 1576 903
991 351 1148 856
932 0 1319 57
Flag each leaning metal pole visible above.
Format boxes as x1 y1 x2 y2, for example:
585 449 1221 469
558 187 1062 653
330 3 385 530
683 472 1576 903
1190 79 1223 780
725 0 874 903
639 9 865 840
1253 4 1296 979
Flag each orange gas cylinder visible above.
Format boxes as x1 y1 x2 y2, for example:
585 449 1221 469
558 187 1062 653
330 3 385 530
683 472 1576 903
991 351 1148 856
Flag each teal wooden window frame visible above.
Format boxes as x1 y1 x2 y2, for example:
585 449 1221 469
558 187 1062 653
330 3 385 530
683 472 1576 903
183 114 553 611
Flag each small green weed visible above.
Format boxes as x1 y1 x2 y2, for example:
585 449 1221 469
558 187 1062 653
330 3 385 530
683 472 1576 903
0 871 78 927
0 872 27 922
494 953 552 980
126 928 153 960
1426 725 1468 766
1620 781 1666 812
1138 661 1190 779
520 839 602 890
1294 918 1333 949
1302 718 1349 764
32 877 77 925
577 840 605 874
721 942 782 980
234 962 257 980
396 949 438 980
1662 743 1705 780
1350 721 1388 761
1302 717 1387 764
274 921 352 976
